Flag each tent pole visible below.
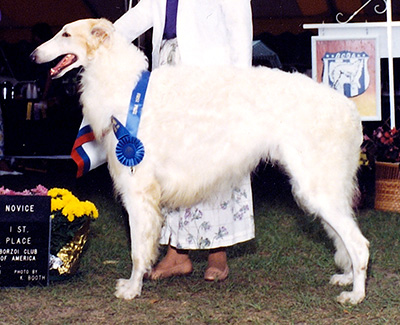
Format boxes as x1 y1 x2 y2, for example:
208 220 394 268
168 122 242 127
386 0 396 128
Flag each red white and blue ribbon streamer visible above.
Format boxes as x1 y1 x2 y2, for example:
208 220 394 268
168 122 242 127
71 71 150 177
70 118 106 177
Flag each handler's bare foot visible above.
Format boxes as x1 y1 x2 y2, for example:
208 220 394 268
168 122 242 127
204 248 229 281
149 245 193 280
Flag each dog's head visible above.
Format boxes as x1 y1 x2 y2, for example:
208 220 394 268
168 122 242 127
30 18 114 78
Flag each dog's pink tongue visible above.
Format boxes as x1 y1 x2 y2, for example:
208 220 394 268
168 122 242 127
50 54 77 77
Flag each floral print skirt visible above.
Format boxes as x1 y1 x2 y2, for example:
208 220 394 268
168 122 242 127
160 177 255 249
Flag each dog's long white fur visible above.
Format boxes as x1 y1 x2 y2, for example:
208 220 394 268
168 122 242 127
32 19 369 304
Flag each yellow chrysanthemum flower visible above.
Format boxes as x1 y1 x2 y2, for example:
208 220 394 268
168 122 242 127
51 198 64 212
48 188 99 223
82 201 99 219
48 188 72 198
67 213 75 222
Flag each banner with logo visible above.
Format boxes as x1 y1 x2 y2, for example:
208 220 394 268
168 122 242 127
312 36 381 121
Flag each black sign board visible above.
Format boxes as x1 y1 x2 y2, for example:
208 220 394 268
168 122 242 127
0 196 51 287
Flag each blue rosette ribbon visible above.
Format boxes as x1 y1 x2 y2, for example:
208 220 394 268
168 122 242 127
111 70 150 168
112 116 145 167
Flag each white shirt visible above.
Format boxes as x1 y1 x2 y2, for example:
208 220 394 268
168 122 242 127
114 0 253 68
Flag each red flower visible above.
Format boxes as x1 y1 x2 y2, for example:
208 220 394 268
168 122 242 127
362 126 400 163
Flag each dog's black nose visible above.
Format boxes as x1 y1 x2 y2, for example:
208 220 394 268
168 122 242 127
29 51 37 63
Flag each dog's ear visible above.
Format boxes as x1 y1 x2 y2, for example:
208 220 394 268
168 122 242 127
87 19 114 58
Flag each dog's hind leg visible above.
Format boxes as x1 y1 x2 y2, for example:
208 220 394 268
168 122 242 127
318 207 369 305
114 177 163 300
321 221 353 285
281 133 368 303
291 172 369 304
293 178 369 304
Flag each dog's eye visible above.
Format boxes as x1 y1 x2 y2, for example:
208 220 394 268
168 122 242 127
62 32 71 38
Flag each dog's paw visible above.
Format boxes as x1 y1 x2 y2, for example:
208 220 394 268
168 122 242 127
330 273 353 286
114 278 141 300
336 290 365 305
115 278 130 290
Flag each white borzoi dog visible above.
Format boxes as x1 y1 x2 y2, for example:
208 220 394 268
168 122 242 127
31 19 369 304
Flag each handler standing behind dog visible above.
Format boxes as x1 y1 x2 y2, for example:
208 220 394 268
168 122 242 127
114 0 254 281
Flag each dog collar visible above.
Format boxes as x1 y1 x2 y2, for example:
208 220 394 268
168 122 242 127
112 71 150 167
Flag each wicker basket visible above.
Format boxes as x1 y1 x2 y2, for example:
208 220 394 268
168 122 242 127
374 161 400 212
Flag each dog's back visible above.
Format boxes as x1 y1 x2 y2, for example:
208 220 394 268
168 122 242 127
138 65 361 212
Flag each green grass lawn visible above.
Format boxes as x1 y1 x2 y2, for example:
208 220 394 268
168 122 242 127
0 160 399 324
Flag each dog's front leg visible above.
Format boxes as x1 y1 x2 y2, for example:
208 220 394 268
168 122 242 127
115 180 162 300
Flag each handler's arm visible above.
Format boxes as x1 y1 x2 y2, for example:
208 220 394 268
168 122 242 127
114 0 154 41
220 0 253 67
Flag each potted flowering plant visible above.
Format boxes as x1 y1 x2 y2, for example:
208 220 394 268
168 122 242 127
47 188 98 276
362 126 400 163
362 126 400 212
0 185 98 276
